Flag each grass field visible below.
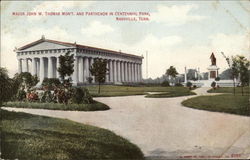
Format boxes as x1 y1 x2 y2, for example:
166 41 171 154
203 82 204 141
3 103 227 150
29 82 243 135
3 100 110 111
207 86 249 95
1 109 144 160
182 94 249 116
145 90 195 98
86 85 195 97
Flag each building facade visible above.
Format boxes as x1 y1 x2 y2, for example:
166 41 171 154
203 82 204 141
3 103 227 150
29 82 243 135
15 36 143 85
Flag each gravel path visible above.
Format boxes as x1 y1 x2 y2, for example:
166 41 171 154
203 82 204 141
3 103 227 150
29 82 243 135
3 87 250 159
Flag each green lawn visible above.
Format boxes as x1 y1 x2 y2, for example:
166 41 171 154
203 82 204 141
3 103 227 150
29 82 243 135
1 109 144 160
3 100 110 111
182 94 250 116
86 85 195 97
145 90 195 98
207 86 249 95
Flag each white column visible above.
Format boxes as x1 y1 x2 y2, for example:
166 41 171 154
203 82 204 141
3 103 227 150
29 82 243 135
105 60 109 83
18 59 22 73
31 58 37 75
121 61 124 82
83 57 89 82
23 58 28 72
137 64 140 82
117 61 121 82
90 58 95 83
184 67 187 83
126 62 129 82
128 62 131 82
79 57 84 83
56 57 60 79
109 60 113 82
113 60 117 82
139 64 142 82
134 63 137 82
131 63 135 82
39 57 44 83
48 57 53 78
72 56 79 84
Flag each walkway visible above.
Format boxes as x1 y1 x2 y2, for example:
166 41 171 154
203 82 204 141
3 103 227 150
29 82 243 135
3 88 250 159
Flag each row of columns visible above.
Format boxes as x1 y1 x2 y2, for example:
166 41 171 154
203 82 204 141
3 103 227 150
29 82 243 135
18 56 142 84
73 56 142 84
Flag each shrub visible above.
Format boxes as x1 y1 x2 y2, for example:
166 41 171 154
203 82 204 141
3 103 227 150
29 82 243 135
211 81 216 89
161 80 170 87
215 77 220 81
193 85 197 89
175 83 183 87
40 90 53 103
186 81 192 87
71 88 94 104
87 77 93 84
42 78 61 90
16 89 26 101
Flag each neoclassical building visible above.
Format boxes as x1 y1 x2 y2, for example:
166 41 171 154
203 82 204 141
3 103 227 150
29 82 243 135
15 36 143 85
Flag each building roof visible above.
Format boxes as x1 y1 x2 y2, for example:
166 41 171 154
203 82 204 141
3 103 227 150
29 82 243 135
17 37 143 59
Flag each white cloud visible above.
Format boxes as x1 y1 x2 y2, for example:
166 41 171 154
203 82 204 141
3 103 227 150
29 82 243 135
28 1 93 21
1 26 74 77
32 1 93 12
81 21 114 37
151 4 206 26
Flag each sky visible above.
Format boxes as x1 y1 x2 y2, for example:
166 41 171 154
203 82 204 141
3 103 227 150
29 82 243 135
1 1 249 78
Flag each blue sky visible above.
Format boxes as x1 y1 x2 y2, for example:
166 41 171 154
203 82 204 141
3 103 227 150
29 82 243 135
1 1 249 78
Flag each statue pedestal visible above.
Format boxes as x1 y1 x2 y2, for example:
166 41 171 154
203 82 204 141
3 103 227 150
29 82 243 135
207 65 219 80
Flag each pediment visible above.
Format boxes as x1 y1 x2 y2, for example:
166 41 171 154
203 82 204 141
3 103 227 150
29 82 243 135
19 40 74 51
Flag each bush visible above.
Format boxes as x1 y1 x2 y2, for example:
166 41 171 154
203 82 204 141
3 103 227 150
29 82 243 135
193 85 197 89
40 90 53 103
71 88 94 104
16 89 26 101
175 83 183 87
215 77 220 81
42 78 61 90
211 81 216 89
186 81 192 87
161 80 170 87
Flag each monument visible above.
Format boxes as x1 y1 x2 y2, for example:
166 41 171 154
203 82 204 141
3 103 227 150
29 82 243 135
207 53 219 80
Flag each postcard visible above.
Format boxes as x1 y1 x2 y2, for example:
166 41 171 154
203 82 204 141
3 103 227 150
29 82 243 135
1 1 249 159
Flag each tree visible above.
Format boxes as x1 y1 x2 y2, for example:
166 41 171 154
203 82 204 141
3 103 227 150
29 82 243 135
166 66 178 85
57 51 74 83
186 81 192 90
232 55 250 95
89 58 108 94
13 72 39 91
0 68 15 106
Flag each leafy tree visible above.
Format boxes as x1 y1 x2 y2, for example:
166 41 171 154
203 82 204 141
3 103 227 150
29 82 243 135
166 66 178 78
186 81 192 90
232 55 250 95
161 80 170 87
219 69 232 80
0 68 15 106
57 51 74 83
13 72 39 91
166 66 178 85
89 58 108 94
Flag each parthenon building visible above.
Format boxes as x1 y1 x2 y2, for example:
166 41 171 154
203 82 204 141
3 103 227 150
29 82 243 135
15 36 143 85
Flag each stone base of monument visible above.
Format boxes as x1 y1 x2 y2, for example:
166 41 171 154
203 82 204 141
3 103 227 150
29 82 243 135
186 80 240 87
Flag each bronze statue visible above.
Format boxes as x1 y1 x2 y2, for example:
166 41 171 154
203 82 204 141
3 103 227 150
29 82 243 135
210 52 216 65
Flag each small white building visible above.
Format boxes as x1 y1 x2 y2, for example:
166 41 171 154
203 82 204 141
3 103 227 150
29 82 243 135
15 36 143 85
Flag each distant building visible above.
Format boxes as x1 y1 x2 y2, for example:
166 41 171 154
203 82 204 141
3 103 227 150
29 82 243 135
15 36 143 85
